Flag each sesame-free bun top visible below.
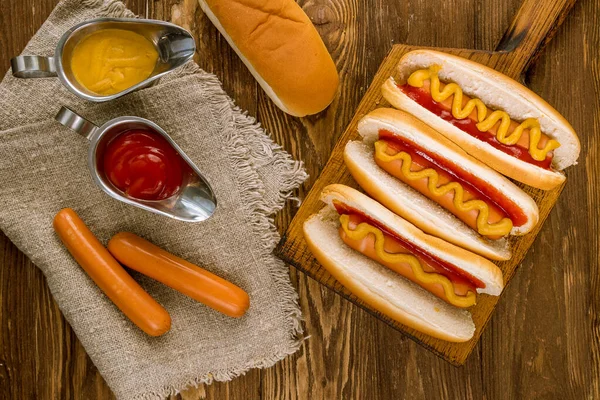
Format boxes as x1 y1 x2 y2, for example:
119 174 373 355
199 0 339 117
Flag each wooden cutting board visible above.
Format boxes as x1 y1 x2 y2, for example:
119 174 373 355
276 0 578 365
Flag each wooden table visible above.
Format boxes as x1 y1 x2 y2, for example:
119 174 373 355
1 0 598 398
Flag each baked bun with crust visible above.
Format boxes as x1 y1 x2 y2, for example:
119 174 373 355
303 184 506 342
199 0 339 117
381 49 580 190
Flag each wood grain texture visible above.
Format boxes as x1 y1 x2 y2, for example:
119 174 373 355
1 0 598 398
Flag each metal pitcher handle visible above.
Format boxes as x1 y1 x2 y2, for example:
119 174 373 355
11 56 57 78
55 106 99 140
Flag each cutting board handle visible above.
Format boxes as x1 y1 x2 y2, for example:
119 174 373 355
495 0 577 74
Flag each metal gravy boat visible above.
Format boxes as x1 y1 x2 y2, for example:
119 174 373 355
11 18 195 102
55 106 216 222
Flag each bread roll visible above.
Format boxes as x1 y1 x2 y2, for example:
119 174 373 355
199 0 339 117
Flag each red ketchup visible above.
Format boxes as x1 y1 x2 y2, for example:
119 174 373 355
398 83 553 170
103 129 188 201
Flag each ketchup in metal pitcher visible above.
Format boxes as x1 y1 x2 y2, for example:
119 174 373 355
103 129 189 201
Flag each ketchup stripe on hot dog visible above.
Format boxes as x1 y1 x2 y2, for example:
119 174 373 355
382 49 580 190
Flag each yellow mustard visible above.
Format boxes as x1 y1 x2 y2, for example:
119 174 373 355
407 65 560 161
70 29 159 95
374 140 513 237
339 214 476 308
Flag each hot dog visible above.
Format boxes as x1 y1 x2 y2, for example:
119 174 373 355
381 49 580 190
53 209 171 336
107 232 250 318
304 184 504 342
344 108 540 260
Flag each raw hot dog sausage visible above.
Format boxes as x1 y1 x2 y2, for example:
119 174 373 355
108 232 250 318
53 209 171 336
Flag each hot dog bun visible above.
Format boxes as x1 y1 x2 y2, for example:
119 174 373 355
303 184 505 342
354 108 539 238
198 0 339 117
382 49 580 189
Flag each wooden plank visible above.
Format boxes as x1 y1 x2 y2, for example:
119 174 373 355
0 2 149 399
275 0 577 365
0 231 111 399
0 0 61 62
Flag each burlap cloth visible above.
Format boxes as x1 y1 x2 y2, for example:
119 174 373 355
0 0 307 398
